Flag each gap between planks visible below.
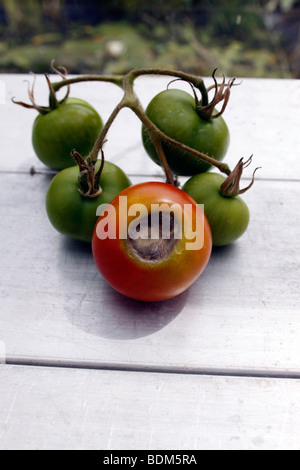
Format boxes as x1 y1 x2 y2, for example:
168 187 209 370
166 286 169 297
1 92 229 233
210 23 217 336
3 356 300 381
0 168 299 183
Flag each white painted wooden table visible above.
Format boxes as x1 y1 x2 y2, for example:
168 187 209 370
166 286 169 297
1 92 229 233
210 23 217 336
0 73 299 450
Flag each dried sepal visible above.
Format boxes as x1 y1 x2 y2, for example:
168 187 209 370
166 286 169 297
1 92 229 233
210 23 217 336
50 59 70 106
71 149 104 199
220 155 261 197
197 68 237 121
12 73 49 114
12 61 70 114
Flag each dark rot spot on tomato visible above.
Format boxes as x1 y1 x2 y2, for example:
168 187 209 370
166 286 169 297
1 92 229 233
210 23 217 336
128 212 179 261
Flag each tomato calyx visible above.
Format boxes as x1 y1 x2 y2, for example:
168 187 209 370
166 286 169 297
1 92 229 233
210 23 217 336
71 148 104 199
166 68 236 122
220 155 261 197
168 69 236 123
195 69 236 121
12 60 70 115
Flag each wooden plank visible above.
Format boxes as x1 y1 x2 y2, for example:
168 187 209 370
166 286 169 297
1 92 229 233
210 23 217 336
0 172 299 375
1 74 300 179
0 364 299 450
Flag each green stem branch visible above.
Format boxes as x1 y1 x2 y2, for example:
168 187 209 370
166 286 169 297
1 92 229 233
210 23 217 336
129 94 231 176
16 65 235 183
79 69 231 178
89 99 126 163
52 74 124 92
127 68 209 105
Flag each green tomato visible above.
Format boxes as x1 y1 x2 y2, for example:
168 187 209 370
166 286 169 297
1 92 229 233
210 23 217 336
142 89 230 176
46 160 131 243
32 97 103 171
182 172 250 246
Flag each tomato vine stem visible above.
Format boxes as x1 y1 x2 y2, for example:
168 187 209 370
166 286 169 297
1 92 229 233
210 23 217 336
15 63 241 184
85 68 231 180
52 74 124 91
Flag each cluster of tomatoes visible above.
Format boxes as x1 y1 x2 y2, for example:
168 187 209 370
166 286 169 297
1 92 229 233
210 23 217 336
16 69 253 302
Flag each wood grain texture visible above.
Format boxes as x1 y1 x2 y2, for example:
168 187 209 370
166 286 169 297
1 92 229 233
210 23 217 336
1 364 300 450
0 172 299 375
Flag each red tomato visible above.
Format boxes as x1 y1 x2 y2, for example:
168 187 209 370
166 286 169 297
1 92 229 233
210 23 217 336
92 182 212 302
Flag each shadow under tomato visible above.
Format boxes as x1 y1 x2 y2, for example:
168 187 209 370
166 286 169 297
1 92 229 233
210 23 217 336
210 242 238 259
74 280 189 340
91 283 189 340
58 237 189 340
59 236 93 255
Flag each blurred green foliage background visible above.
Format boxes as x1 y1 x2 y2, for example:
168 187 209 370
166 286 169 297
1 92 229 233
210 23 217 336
0 0 299 77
